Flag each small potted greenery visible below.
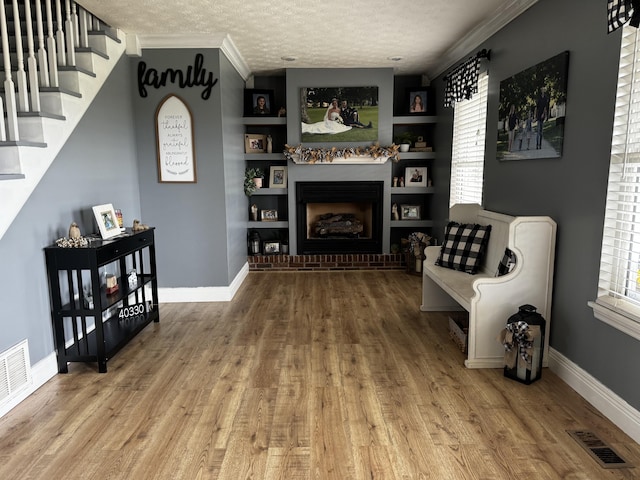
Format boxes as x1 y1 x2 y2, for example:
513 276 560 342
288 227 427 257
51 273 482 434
394 132 415 152
244 167 264 196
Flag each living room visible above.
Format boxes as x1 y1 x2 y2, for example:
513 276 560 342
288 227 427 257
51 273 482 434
1 0 640 471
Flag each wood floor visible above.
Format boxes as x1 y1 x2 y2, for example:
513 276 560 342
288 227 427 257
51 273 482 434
1 271 639 479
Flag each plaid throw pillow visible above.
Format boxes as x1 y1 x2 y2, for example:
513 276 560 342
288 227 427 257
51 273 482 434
495 247 517 277
435 222 491 274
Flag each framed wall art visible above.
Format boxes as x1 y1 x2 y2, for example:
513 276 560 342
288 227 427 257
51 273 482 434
155 94 197 183
92 203 123 239
263 240 281 255
300 86 378 143
261 209 278 221
269 166 287 188
497 51 569 161
244 89 274 117
404 167 428 187
406 88 428 115
245 133 267 154
400 205 421 220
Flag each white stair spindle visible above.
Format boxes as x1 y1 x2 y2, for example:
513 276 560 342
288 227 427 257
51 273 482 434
64 0 74 66
34 0 50 87
24 0 41 112
11 0 29 112
54 0 65 65
0 0 19 140
77 5 88 48
0 96 6 141
45 0 58 86
71 1 78 47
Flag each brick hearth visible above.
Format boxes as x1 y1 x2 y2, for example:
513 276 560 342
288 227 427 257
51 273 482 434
248 253 406 271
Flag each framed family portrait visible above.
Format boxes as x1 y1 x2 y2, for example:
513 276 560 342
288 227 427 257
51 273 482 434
400 204 421 220
245 133 266 153
263 240 280 255
405 167 428 187
244 89 274 117
269 166 287 188
300 86 379 143
261 209 278 221
407 88 428 115
92 203 122 239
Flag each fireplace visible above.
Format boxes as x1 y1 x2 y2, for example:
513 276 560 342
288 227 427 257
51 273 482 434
296 181 384 254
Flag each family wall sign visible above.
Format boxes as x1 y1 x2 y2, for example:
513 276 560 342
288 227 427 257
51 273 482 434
138 53 219 100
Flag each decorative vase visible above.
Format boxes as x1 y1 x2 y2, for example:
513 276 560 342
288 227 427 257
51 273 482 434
400 144 410 152
266 135 273 154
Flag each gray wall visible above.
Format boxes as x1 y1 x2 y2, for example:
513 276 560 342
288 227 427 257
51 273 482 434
433 0 640 408
131 49 246 287
0 56 141 363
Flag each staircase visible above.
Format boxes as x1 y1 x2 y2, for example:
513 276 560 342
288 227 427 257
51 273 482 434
0 0 126 240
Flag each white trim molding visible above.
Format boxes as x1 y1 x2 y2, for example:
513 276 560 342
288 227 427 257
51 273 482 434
549 347 640 444
430 0 539 79
131 33 251 81
158 262 249 303
589 299 640 342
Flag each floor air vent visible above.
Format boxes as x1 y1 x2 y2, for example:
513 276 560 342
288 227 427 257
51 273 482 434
567 430 634 469
0 340 31 406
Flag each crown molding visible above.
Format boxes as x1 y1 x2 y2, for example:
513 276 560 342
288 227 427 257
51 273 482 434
132 33 251 81
430 0 538 80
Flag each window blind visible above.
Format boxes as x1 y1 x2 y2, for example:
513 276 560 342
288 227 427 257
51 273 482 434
449 73 489 207
598 25 640 316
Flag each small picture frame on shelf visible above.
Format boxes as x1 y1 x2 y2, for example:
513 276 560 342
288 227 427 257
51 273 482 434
404 167 428 187
244 89 275 117
261 209 278 221
92 203 122 239
245 133 267 154
400 204 421 220
269 166 287 188
263 240 281 255
406 87 433 115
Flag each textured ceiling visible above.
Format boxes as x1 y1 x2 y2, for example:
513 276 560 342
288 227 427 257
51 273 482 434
77 0 537 80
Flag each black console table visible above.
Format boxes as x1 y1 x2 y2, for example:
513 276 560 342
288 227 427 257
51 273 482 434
44 228 159 373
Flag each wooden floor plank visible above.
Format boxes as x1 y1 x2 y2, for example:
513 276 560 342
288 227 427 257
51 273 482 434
0 271 639 479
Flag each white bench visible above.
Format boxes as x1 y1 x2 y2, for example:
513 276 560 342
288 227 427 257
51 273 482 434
421 203 556 368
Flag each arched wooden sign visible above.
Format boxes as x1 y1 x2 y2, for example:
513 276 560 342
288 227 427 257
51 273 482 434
155 94 197 183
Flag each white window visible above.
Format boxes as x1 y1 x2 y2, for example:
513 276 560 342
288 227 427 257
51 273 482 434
449 72 489 207
591 25 640 340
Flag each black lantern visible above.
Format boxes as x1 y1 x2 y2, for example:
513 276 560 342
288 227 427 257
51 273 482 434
249 230 261 255
499 304 546 384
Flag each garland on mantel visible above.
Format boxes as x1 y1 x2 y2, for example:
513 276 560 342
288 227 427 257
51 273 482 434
283 143 401 164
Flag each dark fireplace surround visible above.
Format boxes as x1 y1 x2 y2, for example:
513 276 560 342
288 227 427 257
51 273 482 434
296 181 384 254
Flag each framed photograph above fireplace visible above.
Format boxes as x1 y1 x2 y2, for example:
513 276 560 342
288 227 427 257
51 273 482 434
300 86 378 143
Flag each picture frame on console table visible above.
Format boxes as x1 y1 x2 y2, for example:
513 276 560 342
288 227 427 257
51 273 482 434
92 203 122 239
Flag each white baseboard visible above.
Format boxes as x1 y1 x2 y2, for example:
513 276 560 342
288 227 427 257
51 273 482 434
158 262 249 303
0 352 58 419
549 347 640 443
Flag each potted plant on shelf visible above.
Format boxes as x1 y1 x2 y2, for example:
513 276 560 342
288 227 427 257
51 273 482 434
394 132 415 152
244 167 264 196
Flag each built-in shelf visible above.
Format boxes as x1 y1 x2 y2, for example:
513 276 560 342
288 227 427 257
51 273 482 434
244 153 286 161
251 188 288 196
392 115 437 125
248 221 289 229
390 220 434 228
242 117 287 126
391 187 435 195
396 151 436 160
